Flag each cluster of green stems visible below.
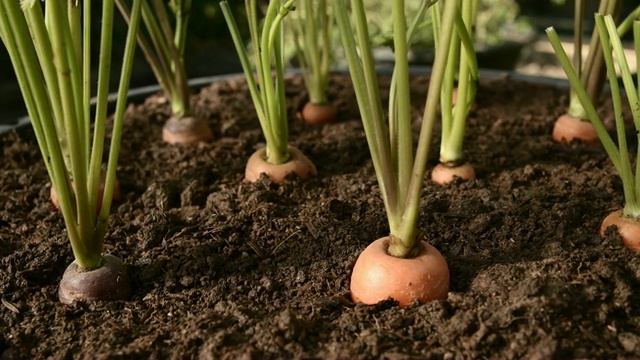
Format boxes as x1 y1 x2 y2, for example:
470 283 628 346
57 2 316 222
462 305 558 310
220 0 295 166
290 0 332 106
116 0 193 119
547 15 640 218
335 0 472 258
0 0 141 269
431 0 478 165
565 0 622 121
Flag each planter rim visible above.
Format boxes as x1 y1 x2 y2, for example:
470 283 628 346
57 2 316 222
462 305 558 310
0 67 570 136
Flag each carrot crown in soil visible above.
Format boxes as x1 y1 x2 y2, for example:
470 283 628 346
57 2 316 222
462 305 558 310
0 0 142 270
335 0 467 258
430 0 478 166
220 0 295 165
289 0 332 106
547 15 640 219
116 0 193 119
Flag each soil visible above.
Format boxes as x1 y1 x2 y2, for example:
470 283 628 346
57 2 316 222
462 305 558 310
1 72 640 359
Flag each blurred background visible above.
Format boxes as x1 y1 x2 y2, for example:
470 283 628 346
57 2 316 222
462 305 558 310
0 0 637 126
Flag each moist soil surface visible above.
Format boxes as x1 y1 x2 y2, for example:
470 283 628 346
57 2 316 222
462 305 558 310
1 72 640 359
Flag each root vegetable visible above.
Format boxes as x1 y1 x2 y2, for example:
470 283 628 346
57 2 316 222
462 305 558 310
600 210 640 251
552 114 599 144
162 116 213 146
245 146 317 183
301 102 337 125
58 254 131 304
350 237 450 307
431 162 476 185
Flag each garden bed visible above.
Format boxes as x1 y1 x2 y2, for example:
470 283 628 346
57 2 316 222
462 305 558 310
1 72 639 358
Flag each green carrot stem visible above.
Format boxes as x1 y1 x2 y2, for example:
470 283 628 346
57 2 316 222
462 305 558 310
567 0 621 120
260 0 295 164
149 0 191 117
617 5 640 37
97 0 143 241
634 21 640 196
392 0 413 210
82 0 92 165
603 15 640 217
438 17 459 160
88 0 115 219
219 0 268 136
389 0 430 168
596 15 637 217
440 1 478 164
115 0 175 105
274 21 288 157
392 0 457 257
291 17 314 102
334 0 398 228
430 1 442 51
635 21 640 95
48 0 94 254
222 0 294 165
22 4 66 158
69 3 89 160
292 0 332 105
139 0 179 102
64 3 86 164
0 1 64 203
173 0 191 57
258 1 281 162
299 0 323 104
318 0 331 99
572 0 584 78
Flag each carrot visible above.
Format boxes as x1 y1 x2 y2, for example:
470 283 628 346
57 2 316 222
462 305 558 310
245 146 317 183
552 114 599 144
431 162 476 185
301 101 337 125
350 237 449 307
58 254 131 304
0 0 142 303
222 0 316 184
600 210 640 251
335 0 459 307
162 115 213 146
431 0 478 184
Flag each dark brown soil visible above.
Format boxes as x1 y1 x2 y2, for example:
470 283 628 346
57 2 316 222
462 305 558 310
2 72 640 359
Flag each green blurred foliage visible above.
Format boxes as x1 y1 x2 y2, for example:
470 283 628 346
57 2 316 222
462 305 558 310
365 0 533 49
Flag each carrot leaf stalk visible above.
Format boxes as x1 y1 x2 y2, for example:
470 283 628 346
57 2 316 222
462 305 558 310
0 0 142 302
547 14 640 250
